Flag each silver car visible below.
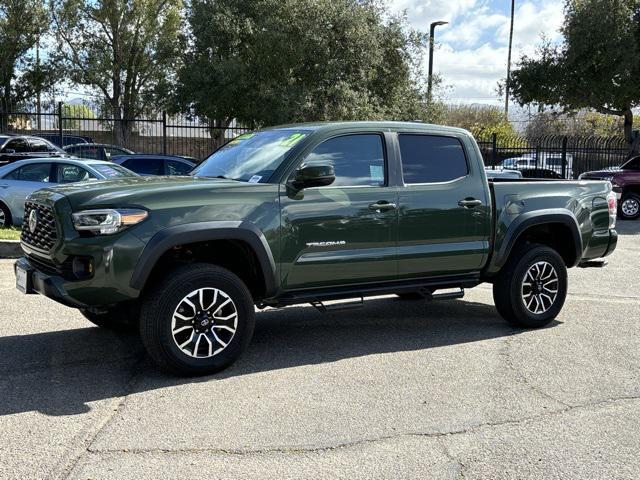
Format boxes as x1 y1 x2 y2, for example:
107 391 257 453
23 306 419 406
0 158 137 227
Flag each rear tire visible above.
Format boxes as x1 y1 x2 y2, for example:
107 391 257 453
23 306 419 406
139 263 255 376
0 202 12 227
618 193 640 220
493 243 567 328
80 304 140 331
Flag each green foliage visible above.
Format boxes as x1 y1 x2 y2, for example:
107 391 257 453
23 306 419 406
510 0 640 142
52 0 183 140
524 111 624 138
61 103 95 130
0 1 54 114
440 105 517 138
176 0 435 133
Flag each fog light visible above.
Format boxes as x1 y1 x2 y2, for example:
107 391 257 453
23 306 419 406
72 256 94 280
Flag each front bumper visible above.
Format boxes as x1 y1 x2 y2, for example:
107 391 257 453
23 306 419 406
14 257 86 308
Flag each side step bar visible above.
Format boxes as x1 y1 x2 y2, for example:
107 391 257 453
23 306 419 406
309 288 465 313
578 260 608 268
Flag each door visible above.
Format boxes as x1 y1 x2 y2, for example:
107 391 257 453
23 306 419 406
396 134 491 279
280 133 398 290
1 163 53 222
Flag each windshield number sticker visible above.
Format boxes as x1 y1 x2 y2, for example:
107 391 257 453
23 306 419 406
279 133 306 147
248 175 262 183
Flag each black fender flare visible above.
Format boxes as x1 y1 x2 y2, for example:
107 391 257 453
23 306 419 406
491 210 583 272
130 220 278 296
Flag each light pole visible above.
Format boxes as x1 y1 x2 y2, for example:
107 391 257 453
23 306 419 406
504 0 515 117
427 20 448 102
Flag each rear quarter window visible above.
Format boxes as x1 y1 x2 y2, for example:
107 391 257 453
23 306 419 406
398 134 468 184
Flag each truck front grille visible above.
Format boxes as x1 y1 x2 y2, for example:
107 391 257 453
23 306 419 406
21 202 58 251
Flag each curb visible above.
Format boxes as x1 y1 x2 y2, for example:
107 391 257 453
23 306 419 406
0 240 22 259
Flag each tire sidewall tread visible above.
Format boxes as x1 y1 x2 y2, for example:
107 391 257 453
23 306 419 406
493 243 568 328
139 263 255 376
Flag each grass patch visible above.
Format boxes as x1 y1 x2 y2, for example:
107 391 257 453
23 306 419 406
0 226 21 241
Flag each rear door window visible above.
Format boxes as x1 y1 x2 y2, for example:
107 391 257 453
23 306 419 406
2 138 29 153
398 135 468 184
123 157 164 175
4 163 52 182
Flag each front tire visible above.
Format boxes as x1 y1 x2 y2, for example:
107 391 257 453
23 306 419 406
618 193 640 220
139 263 255 376
493 243 567 328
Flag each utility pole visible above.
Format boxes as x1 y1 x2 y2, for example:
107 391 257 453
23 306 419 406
427 21 448 103
36 35 41 131
504 0 515 118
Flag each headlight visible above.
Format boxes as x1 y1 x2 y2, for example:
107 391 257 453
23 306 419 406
72 209 148 235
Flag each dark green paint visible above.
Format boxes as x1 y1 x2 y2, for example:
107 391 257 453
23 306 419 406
18 121 617 308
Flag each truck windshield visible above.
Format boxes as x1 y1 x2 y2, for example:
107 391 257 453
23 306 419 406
191 129 310 182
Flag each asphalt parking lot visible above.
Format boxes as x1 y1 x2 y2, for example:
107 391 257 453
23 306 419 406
0 222 638 480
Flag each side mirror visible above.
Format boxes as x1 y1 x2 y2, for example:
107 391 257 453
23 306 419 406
290 164 335 189
3 149 15 154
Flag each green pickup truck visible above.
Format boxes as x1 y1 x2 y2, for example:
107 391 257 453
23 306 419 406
14 122 618 375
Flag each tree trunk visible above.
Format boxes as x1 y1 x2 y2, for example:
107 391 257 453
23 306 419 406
623 108 633 145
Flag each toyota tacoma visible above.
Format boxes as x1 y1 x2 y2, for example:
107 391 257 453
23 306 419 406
14 122 619 375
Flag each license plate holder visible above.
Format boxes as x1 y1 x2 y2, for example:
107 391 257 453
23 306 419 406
15 265 33 294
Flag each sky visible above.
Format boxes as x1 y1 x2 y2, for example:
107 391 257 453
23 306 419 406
387 0 565 107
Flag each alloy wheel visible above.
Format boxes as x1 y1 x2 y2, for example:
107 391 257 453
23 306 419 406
0 209 5 227
171 287 238 358
521 261 559 315
621 198 639 217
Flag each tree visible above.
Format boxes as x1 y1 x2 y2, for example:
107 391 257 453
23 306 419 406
51 0 183 144
61 103 96 130
524 111 623 138
176 0 434 143
510 0 640 144
441 105 517 139
0 0 54 128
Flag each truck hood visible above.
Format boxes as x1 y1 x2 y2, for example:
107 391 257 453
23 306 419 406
35 175 268 210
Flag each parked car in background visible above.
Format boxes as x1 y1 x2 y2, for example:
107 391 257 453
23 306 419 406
579 156 640 220
501 153 574 179
0 158 137 227
484 167 523 179
63 143 135 161
520 168 564 179
34 133 94 147
0 134 69 165
111 154 196 176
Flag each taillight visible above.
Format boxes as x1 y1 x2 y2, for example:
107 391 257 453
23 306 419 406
607 191 617 228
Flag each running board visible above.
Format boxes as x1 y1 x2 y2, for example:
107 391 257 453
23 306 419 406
311 297 364 313
421 288 465 301
578 260 608 268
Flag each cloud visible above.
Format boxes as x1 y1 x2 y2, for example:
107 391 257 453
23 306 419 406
387 0 565 105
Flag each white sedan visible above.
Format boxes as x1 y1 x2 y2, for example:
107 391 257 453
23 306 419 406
0 158 136 227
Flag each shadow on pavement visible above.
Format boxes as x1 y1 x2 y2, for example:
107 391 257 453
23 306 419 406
616 220 640 236
0 296 558 416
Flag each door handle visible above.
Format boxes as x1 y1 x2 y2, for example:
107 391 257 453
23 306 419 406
458 198 483 208
369 201 397 212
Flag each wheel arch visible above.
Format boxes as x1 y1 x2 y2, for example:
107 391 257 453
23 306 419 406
130 221 278 298
488 210 583 274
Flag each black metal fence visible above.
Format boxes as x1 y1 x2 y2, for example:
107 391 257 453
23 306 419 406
0 103 252 161
477 133 630 178
0 103 633 174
